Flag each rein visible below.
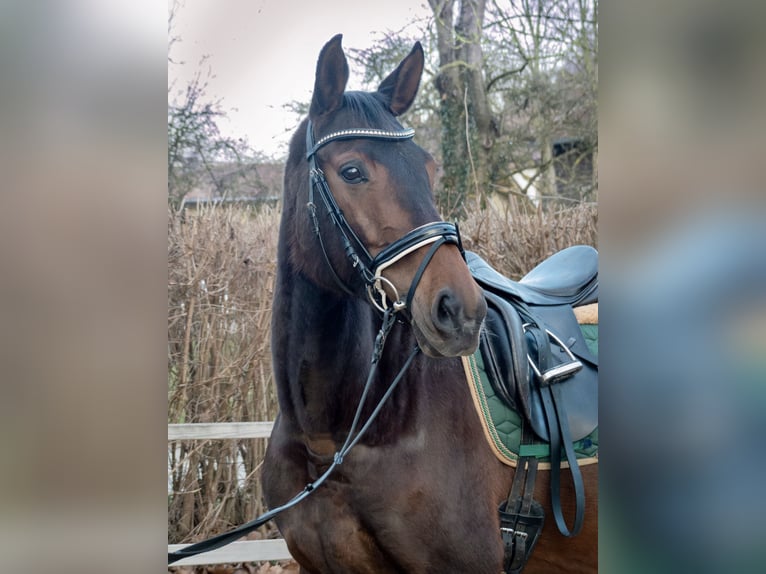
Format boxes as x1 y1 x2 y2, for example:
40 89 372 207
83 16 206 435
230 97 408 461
170 122 451 565
168 309 419 565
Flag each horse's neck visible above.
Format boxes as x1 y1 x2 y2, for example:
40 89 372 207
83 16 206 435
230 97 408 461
272 263 410 437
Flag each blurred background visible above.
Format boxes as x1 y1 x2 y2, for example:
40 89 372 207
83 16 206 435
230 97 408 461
0 0 763 572
600 1 766 571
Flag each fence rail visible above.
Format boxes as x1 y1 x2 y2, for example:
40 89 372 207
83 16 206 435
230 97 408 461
168 421 292 566
168 421 274 440
169 540 292 566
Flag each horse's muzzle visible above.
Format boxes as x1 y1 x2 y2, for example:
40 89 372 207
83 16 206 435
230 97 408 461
412 288 486 357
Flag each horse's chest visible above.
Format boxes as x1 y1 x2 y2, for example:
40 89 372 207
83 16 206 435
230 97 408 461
286 440 502 573
267 407 504 572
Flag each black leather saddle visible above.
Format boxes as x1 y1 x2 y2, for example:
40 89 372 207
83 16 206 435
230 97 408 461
466 246 598 551
466 246 598 442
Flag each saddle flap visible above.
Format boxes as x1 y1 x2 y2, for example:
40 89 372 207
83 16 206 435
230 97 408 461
480 291 528 412
479 291 598 442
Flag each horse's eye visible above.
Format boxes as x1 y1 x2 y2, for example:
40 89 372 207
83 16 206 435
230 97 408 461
340 165 367 184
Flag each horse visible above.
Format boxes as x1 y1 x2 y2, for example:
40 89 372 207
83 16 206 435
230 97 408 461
262 34 597 573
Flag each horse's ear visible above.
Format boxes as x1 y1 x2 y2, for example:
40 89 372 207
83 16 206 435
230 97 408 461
310 34 349 118
377 42 424 116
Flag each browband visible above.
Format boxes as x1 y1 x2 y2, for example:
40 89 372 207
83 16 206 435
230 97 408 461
307 127 415 159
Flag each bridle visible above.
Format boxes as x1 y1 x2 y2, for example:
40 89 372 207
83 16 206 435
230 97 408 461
305 120 464 314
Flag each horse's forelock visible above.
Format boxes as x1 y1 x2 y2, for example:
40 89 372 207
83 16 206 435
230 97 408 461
334 91 403 132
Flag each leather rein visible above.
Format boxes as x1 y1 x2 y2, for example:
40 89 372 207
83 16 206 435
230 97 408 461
169 121 460 565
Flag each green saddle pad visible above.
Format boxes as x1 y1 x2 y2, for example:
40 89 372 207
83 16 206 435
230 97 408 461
462 321 599 467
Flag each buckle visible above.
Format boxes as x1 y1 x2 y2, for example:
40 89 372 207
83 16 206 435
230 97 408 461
524 326 582 385
500 527 528 541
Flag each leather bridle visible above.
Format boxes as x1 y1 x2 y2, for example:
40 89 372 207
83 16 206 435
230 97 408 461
305 120 463 314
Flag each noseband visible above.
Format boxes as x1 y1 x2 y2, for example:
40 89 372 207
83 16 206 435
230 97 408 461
305 120 463 313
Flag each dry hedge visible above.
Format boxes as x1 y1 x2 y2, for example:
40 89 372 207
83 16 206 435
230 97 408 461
167 198 597 546
168 204 280 544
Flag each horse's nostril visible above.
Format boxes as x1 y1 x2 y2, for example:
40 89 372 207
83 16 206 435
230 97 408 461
433 288 462 330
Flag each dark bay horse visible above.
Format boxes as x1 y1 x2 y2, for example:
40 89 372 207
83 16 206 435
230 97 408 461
262 34 597 573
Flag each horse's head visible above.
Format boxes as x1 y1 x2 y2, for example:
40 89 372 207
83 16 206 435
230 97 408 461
284 34 486 357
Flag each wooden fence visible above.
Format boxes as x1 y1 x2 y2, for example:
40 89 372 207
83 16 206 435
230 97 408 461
168 422 293 566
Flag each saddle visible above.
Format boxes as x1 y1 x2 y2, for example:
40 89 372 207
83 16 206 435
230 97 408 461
466 246 598 574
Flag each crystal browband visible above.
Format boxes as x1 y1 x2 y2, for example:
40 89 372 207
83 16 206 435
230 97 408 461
307 127 415 158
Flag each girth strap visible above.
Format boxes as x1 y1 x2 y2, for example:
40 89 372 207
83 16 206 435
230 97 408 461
500 426 545 574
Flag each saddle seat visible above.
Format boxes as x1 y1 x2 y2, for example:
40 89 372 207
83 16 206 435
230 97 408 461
465 245 598 307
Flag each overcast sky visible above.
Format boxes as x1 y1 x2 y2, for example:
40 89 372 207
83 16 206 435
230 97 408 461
168 0 433 159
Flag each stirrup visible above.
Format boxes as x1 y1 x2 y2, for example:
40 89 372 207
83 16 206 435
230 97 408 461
524 326 582 385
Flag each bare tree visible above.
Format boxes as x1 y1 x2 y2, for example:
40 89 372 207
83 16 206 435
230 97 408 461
335 1 598 215
487 0 598 204
428 0 495 217
167 63 254 207
167 2 258 209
